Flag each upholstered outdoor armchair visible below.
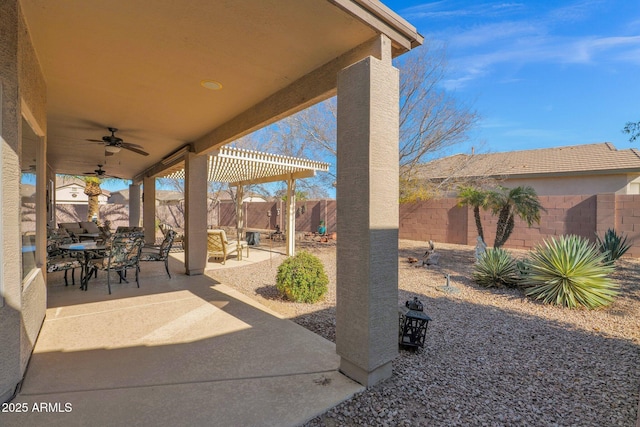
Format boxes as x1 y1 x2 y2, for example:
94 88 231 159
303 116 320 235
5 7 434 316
207 229 241 265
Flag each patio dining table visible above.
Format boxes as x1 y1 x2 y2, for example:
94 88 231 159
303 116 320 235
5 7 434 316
59 242 106 291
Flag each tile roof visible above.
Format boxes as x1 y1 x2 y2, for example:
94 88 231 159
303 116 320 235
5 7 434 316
416 143 640 180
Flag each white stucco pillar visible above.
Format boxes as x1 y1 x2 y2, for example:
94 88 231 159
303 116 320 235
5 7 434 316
336 52 399 386
286 177 296 256
129 184 141 228
142 178 156 245
184 152 208 275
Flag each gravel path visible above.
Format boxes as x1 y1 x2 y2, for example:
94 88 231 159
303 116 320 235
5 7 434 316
207 239 640 426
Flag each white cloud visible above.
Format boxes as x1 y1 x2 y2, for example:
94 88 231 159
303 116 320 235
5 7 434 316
413 0 640 89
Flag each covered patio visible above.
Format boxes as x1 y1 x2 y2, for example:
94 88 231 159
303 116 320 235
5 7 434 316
1 0 424 411
3 255 362 426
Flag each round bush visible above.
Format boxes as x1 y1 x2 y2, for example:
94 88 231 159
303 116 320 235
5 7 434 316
276 251 328 303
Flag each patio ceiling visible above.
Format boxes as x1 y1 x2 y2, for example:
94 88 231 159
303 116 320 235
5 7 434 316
163 146 330 186
19 0 421 182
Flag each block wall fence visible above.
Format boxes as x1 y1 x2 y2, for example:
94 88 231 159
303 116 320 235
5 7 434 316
53 194 640 257
399 194 640 258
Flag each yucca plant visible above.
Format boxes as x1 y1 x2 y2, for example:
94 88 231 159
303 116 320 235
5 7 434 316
596 228 631 264
472 248 520 288
522 235 617 309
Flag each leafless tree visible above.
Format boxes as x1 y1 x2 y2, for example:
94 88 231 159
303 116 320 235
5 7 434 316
233 40 479 201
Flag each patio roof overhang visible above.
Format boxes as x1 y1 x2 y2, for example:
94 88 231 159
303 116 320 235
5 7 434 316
162 146 330 186
18 0 422 181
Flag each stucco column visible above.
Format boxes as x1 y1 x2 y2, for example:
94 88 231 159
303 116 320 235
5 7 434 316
142 178 156 245
336 55 399 386
184 152 208 275
129 184 141 228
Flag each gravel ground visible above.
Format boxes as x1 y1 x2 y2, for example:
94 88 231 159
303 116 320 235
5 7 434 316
207 239 640 427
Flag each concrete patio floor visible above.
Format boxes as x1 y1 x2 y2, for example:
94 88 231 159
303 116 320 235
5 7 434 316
2 251 362 427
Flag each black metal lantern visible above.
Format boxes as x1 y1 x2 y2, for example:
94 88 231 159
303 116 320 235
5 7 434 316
398 297 432 350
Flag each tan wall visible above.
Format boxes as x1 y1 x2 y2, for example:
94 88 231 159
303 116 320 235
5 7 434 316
54 194 640 258
216 200 337 233
615 195 640 257
398 194 640 258
504 174 634 196
0 0 48 402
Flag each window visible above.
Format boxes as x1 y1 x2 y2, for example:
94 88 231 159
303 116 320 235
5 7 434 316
21 118 39 281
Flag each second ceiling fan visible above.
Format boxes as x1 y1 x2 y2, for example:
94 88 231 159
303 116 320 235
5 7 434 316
87 127 149 156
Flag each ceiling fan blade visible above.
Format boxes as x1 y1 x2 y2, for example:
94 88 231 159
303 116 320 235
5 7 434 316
121 141 144 149
121 145 149 156
86 139 104 143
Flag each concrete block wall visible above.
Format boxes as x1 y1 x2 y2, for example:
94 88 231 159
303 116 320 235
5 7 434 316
216 200 337 233
615 195 640 257
399 199 467 244
398 193 639 257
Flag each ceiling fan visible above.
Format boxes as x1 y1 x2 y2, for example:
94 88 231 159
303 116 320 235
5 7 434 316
86 127 149 156
83 164 122 179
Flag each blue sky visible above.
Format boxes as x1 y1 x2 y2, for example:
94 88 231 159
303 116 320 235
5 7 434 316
103 1 639 193
386 0 640 154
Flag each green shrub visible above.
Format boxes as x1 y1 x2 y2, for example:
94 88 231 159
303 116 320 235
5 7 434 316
521 235 617 309
472 248 520 288
276 251 328 303
596 228 631 264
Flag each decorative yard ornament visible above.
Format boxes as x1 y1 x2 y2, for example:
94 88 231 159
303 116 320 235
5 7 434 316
437 273 460 294
398 297 432 350
474 236 487 262
422 240 440 265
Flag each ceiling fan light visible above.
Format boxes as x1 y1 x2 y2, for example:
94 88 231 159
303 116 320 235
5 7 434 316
200 80 222 90
105 145 121 153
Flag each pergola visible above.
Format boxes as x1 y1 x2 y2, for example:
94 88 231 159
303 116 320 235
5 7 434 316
163 146 330 255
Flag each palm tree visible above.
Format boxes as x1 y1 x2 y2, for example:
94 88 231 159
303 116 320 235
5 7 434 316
61 175 121 222
83 176 103 221
489 186 545 248
457 185 490 243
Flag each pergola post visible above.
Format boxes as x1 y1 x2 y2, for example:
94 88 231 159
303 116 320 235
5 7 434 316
336 46 399 386
286 176 296 256
236 185 244 243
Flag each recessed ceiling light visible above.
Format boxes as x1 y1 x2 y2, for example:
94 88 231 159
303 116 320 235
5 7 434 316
200 80 222 90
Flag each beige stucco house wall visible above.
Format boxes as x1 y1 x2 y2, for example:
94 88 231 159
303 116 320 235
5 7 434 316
497 174 640 196
0 1 48 402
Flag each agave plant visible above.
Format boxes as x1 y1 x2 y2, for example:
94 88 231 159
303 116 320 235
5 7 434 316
596 228 631 264
472 248 520 288
522 235 617 309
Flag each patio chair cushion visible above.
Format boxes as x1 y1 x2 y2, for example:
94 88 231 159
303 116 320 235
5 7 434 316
47 256 82 273
207 229 239 264
80 221 101 234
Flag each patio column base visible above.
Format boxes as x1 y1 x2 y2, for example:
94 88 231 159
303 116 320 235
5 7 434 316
339 358 392 387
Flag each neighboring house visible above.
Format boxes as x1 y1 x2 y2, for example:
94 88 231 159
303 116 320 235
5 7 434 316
416 142 640 196
55 177 110 205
